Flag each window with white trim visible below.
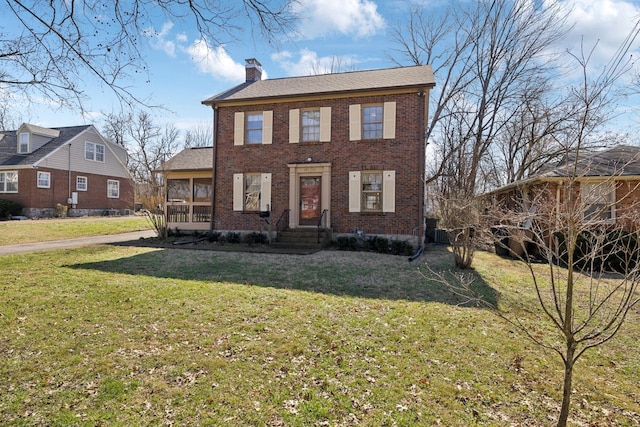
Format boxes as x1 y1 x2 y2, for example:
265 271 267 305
349 170 396 213
289 107 332 143
233 173 272 212
107 179 120 198
37 171 51 188
581 181 616 223
18 133 29 153
234 111 273 145
77 176 87 191
0 171 18 193
349 102 396 141
85 142 105 162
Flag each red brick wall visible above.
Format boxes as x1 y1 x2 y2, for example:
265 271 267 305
212 92 426 237
0 168 133 216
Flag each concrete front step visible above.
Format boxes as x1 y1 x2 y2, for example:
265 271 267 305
277 228 332 246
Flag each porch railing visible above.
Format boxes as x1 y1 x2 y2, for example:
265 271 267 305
317 209 328 243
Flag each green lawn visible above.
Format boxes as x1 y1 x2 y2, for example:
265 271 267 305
0 245 638 426
0 216 151 245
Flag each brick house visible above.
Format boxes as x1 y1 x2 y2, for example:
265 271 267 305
485 145 640 256
165 59 435 243
0 123 134 217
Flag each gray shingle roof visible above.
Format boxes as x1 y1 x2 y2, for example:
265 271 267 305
541 145 640 178
0 125 91 167
203 64 435 104
161 147 213 171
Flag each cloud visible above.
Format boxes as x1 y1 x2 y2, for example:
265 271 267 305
272 49 357 76
554 0 640 63
187 41 248 82
293 0 386 39
144 21 178 57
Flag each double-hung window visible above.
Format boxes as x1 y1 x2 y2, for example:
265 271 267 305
0 171 18 193
85 142 105 162
289 107 331 143
362 106 383 139
37 171 51 188
233 173 272 212
234 111 273 145
581 181 616 223
77 176 88 191
349 170 396 213
18 133 29 153
107 180 120 198
349 102 396 141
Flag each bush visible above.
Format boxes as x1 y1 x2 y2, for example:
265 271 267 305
0 199 22 219
335 236 358 251
207 231 222 242
245 231 268 245
225 231 241 244
554 230 640 273
391 239 414 256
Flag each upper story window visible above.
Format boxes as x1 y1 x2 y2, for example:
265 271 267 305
301 109 321 142
362 105 383 139
0 171 18 193
234 111 273 145
289 107 331 144
349 102 396 141
85 142 105 162
107 179 120 198
77 176 88 191
18 132 29 153
37 171 51 188
581 181 615 223
246 113 263 144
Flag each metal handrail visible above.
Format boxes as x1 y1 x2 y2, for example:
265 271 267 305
317 209 328 243
275 209 290 233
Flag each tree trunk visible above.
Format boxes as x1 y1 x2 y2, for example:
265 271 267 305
557 346 575 427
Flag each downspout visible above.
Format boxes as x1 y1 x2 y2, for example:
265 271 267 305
418 88 427 247
68 143 72 200
209 105 218 232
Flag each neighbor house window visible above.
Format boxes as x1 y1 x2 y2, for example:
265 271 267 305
37 171 51 188
85 142 105 162
349 102 396 141
234 111 273 145
18 133 29 153
167 179 190 202
349 170 396 213
77 176 87 191
0 171 18 193
233 173 272 212
582 181 615 222
107 179 120 198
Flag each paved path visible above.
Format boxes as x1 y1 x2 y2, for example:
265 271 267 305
0 230 157 256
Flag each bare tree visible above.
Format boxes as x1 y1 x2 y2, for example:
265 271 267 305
102 111 181 211
0 0 297 112
184 123 213 148
432 27 640 426
390 0 569 268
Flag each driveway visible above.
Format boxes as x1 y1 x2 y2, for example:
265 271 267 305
0 230 157 256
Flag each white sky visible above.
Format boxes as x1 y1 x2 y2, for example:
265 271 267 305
3 0 640 138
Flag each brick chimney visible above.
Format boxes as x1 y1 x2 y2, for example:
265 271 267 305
245 58 262 82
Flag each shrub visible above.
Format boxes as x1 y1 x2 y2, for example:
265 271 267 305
391 239 414 256
335 236 358 251
0 199 22 219
554 230 640 273
225 231 241 244
207 231 222 242
245 231 268 245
